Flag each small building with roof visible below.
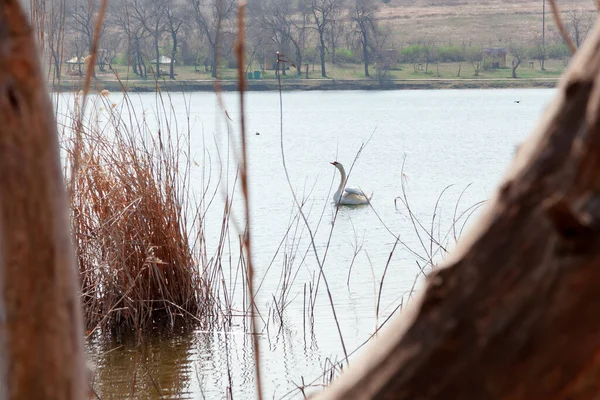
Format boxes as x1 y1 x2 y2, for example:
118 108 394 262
151 56 173 65
482 48 507 69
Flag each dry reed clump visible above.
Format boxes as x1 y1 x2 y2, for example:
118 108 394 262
63 94 210 332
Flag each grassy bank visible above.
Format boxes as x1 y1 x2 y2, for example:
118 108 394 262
103 59 567 80
52 76 559 93
50 59 564 93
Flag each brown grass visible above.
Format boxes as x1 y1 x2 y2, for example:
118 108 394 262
380 0 596 44
63 93 211 332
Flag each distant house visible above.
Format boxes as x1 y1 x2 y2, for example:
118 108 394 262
150 56 174 76
482 48 507 69
65 56 86 75
376 49 399 70
150 56 173 65
65 56 85 65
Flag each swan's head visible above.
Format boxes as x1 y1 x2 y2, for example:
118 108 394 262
330 161 342 168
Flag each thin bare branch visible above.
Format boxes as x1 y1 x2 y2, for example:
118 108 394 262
235 2 264 400
549 0 577 54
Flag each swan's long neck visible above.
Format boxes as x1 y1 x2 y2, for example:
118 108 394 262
334 164 347 201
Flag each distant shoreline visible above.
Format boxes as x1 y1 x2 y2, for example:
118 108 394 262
49 77 560 93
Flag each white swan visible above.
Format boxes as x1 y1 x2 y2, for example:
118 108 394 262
330 161 373 205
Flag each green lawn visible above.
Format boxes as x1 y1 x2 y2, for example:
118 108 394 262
52 59 566 88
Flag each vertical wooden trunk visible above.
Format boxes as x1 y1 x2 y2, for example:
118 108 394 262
0 1 86 399
316 14 600 400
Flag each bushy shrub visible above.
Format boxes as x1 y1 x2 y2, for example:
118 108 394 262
303 47 318 63
437 45 465 62
399 44 424 63
112 53 128 66
546 43 571 60
336 48 361 64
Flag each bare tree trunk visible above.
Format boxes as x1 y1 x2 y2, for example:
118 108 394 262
134 37 146 78
140 53 147 77
190 0 228 80
0 1 86 399
51 48 61 79
512 57 521 78
210 48 217 78
361 30 369 77
290 38 303 77
155 40 160 77
132 37 140 76
318 37 326 77
154 21 160 78
170 30 177 79
316 19 600 400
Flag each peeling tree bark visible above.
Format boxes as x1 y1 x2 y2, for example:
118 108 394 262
0 1 86 399
316 16 600 400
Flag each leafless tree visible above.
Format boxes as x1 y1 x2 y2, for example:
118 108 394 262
112 0 150 77
67 0 93 52
422 41 435 75
327 15 346 65
350 0 378 77
566 8 595 48
245 2 269 72
164 0 190 79
253 0 308 76
46 0 67 79
65 35 87 75
98 30 123 71
372 22 392 69
456 46 466 77
310 0 345 77
66 0 106 77
177 18 201 66
465 46 482 76
130 0 166 78
531 32 546 70
509 43 526 78
190 0 237 78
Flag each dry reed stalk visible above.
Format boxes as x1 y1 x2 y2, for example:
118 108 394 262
234 2 264 399
278 168 484 399
63 93 209 332
275 52 351 364
80 0 107 103
548 0 577 54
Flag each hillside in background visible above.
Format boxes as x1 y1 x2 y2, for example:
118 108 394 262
380 0 597 45
38 0 598 87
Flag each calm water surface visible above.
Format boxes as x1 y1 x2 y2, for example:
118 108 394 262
57 88 555 399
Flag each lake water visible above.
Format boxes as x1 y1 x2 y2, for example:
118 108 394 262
56 88 555 399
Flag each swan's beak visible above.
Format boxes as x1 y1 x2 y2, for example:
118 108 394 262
330 161 336 165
